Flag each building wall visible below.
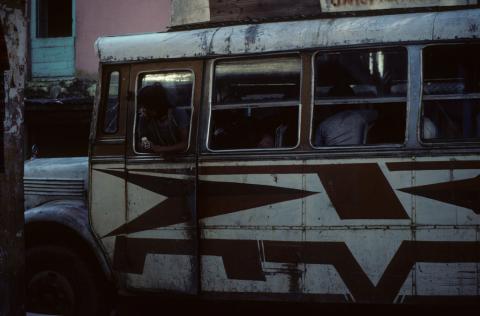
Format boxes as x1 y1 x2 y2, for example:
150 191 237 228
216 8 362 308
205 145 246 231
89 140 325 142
75 0 171 77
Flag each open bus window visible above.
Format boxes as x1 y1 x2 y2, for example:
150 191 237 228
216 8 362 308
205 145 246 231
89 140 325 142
209 56 301 150
102 71 120 134
312 47 407 147
421 44 480 143
134 71 193 154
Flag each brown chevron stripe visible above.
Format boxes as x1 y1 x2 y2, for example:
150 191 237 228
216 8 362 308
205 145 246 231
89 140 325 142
266 240 480 303
112 237 480 303
102 169 195 237
198 180 316 219
100 169 316 236
202 163 409 219
101 162 409 238
387 161 480 171
202 239 266 281
202 161 480 175
200 165 301 175
113 237 265 280
399 176 480 214
127 168 194 175
315 164 408 219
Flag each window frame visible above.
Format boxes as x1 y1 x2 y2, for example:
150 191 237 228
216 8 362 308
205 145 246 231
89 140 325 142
132 68 196 156
36 0 73 38
419 42 480 147
309 46 410 150
97 66 127 140
100 70 121 135
206 53 303 153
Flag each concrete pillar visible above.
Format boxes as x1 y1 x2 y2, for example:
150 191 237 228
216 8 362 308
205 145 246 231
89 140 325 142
170 0 210 27
0 1 27 315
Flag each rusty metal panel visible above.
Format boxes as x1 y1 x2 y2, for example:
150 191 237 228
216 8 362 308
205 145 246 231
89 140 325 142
209 0 321 23
194 155 480 302
96 9 480 63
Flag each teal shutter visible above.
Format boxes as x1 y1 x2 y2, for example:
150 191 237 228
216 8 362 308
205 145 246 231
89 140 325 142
31 0 75 78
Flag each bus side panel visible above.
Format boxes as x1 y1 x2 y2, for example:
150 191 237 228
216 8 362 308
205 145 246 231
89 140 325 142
198 155 479 303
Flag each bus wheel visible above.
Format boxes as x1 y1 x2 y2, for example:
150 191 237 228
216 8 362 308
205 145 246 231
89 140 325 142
26 245 102 316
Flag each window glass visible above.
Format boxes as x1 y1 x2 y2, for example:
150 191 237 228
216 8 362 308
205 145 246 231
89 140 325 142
210 56 301 150
135 71 193 154
421 44 480 143
312 47 407 147
214 57 300 105
315 48 407 98
103 71 120 134
423 44 480 95
37 0 72 38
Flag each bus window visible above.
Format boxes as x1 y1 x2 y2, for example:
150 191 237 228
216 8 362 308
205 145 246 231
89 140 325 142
134 71 194 154
102 71 120 134
312 47 407 147
421 44 480 143
209 56 301 150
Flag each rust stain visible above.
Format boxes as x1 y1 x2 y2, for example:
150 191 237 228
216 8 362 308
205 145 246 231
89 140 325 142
244 24 260 50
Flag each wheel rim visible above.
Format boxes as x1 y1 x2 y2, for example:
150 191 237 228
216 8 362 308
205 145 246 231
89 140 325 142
27 270 76 315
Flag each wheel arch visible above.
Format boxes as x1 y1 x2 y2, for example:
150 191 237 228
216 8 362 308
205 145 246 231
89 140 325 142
24 200 113 285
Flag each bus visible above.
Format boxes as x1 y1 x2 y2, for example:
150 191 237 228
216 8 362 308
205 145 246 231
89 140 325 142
25 6 480 315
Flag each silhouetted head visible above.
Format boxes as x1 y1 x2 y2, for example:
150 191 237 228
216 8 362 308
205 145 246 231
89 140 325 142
137 84 171 118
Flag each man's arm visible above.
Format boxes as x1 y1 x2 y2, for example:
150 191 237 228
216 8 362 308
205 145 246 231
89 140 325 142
150 127 188 153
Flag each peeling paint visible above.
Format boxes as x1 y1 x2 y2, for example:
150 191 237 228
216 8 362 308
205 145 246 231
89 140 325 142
0 3 26 314
244 24 259 49
0 5 26 139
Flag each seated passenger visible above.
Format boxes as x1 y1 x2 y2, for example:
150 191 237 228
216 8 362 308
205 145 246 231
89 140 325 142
423 117 438 140
257 133 274 148
314 85 377 146
136 84 189 153
314 108 378 146
274 123 288 147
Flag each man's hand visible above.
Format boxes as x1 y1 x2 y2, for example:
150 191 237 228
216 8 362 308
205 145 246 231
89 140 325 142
141 137 152 151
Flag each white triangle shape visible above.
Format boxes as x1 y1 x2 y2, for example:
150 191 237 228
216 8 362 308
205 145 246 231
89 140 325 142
344 232 407 286
127 181 167 222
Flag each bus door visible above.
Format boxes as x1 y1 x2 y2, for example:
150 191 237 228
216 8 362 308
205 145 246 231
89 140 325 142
116 61 202 293
90 66 129 269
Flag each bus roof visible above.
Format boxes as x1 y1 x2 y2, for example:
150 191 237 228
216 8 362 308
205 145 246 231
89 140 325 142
95 8 480 63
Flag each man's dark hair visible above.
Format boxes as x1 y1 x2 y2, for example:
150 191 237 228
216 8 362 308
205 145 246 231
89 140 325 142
137 84 171 117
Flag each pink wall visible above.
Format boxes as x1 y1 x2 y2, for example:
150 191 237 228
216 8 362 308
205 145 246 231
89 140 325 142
75 0 171 77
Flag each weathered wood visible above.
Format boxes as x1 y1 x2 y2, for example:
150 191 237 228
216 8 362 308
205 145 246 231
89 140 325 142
209 0 321 22
0 1 26 315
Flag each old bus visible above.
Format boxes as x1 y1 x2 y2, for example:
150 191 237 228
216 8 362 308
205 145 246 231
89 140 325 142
25 6 480 315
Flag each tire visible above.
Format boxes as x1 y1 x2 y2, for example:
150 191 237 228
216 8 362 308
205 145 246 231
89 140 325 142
26 245 105 316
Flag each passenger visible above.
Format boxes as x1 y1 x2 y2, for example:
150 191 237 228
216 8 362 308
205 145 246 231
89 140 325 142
257 133 274 148
423 117 438 140
136 84 189 153
314 84 378 146
314 108 378 146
